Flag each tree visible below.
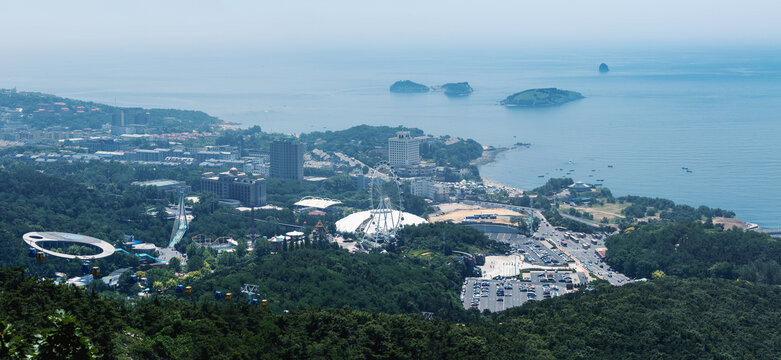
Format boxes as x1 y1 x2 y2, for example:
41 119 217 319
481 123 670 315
30 310 99 359
235 239 248 257
0 322 19 360
168 256 182 272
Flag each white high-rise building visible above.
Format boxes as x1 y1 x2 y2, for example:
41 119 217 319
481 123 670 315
388 131 420 167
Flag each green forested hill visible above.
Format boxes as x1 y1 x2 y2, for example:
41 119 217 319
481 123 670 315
0 89 220 131
606 221 781 283
0 163 171 277
2 268 780 359
153 222 507 321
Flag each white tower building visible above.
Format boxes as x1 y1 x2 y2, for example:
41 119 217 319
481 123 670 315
388 131 420 168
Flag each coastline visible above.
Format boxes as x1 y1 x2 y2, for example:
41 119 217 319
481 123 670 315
471 143 529 167
475 144 529 196
471 147 509 166
481 176 525 197
475 151 770 234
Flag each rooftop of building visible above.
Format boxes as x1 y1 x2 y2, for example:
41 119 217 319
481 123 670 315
132 179 183 187
294 196 342 209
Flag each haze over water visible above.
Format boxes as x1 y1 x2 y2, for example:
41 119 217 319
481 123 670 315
2 47 780 228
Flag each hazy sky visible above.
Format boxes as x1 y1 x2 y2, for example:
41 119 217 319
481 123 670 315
1 1 779 52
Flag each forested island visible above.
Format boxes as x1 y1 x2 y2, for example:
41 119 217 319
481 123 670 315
500 88 584 107
434 82 473 96
390 81 473 96
389 80 429 93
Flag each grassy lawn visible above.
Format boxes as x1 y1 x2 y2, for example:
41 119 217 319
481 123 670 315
560 201 629 223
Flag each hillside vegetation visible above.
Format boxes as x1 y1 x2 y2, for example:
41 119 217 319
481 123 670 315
500 88 583 107
0 90 220 131
606 221 781 283
2 269 780 359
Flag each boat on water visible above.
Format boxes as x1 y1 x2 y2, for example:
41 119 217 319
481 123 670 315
607 165 613 168
538 175 545 178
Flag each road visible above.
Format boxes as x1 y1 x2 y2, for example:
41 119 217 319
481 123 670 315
558 212 603 228
483 232 569 266
465 199 631 285
533 216 630 285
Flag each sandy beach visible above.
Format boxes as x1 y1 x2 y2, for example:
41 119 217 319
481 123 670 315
481 176 526 197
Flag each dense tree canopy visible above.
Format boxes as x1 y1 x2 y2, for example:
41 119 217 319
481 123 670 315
533 177 574 195
394 222 510 255
0 163 169 277
0 90 220 131
2 268 780 359
606 221 781 283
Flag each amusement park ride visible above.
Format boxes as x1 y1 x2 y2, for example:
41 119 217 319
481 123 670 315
359 162 405 245
168 192 189 248
23 189 274 305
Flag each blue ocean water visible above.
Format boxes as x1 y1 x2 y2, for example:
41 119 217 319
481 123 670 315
2 48 780 227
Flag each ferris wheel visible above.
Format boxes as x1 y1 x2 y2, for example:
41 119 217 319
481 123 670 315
360 162 404 244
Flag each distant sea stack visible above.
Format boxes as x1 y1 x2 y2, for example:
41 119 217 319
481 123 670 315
390 80 430 93
500 88 584 107
599 63 610 73
436 82 473 96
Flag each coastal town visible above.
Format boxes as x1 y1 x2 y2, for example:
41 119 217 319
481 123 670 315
2 89 768 312
1 82 780 359
3 1 781 358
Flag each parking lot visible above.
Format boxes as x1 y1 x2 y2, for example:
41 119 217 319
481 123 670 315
461 271 584 312
484 232 571 266
534 221 631 285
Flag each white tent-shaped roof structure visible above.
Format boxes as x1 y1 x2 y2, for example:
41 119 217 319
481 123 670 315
335 210 426 235
294 197 342 209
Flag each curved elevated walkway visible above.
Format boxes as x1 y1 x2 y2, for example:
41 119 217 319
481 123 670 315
23 232 115 260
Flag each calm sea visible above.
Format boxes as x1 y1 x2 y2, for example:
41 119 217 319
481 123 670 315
2 48 780 227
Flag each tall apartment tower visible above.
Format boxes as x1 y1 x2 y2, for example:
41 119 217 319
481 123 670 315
270 138 305 180
111 110 127 135
388 131 420 167
112 110 126 127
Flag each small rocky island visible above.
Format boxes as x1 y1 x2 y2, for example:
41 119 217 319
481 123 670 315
599 63 610 73
500 88 584 107
436 82 473 96
389 80 430 93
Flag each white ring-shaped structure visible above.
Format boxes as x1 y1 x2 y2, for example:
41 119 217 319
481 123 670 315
23 232 115 260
